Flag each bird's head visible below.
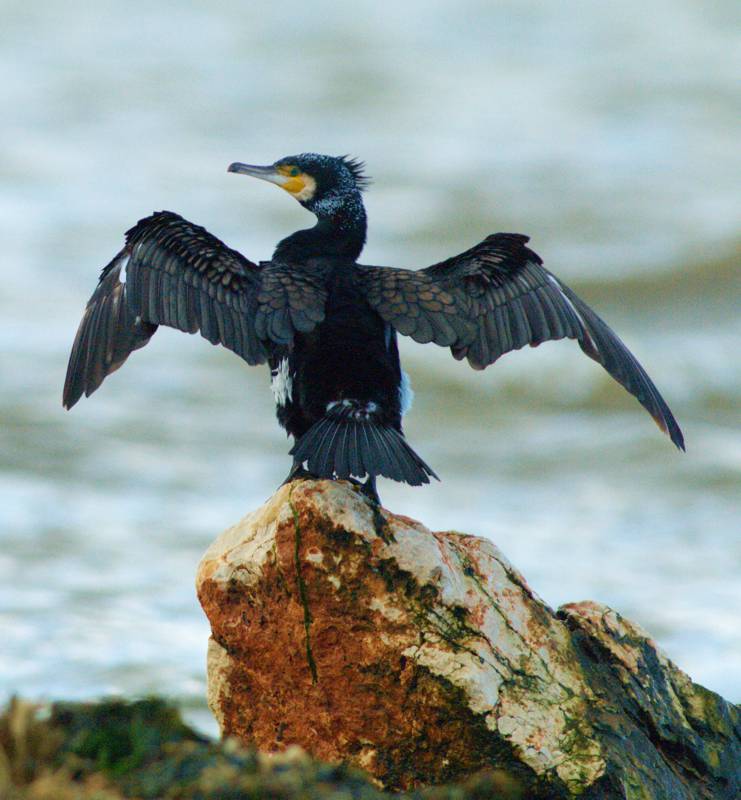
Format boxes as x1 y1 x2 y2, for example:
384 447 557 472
228 153 369 219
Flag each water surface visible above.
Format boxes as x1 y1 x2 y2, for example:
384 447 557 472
1 0 739 731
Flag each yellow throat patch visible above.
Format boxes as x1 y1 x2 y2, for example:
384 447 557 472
276 166 317 201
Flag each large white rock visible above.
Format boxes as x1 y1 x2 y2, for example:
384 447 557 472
197 480 741 798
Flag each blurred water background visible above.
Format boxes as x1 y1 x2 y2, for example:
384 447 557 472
1 0 739 732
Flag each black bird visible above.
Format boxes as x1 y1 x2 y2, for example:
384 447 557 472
64 152 684 509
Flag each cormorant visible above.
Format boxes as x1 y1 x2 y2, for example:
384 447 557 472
64 152 684 509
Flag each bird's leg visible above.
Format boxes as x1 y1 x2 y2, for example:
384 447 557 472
280 460 314 487
359 474 381 505
359 476 395 544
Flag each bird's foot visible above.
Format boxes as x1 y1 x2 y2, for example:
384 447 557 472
371 503 394 544
358 477 395 544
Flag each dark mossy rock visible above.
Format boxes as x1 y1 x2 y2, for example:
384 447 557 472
0 696 525 799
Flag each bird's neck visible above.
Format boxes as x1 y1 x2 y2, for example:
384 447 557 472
273 191 367 263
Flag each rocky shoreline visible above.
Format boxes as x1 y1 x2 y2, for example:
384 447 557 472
0 696 522 799
5 480 738 799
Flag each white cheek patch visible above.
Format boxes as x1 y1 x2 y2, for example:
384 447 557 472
399 370 414 416
293 174 317 202
270 358 293 406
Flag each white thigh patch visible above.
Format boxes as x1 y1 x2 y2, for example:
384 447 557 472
118 253 130 284
399 370 414 416
270 358 293 406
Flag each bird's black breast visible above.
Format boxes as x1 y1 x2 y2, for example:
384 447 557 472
271 264 403 439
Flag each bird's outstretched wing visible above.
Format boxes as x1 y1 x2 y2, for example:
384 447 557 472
63 211 326 409
357 233 684 449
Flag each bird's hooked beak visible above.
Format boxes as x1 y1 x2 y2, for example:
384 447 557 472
228 162 288 186
228 161 317 201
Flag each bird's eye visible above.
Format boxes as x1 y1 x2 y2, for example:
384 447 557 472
289 167 300 177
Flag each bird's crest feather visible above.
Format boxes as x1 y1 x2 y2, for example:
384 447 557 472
339 155 371 190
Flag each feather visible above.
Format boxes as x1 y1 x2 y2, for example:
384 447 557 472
348 423 362 477
359 231 683 451
333 423 351 478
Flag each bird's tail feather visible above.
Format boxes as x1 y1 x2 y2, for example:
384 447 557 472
289 400 437 486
